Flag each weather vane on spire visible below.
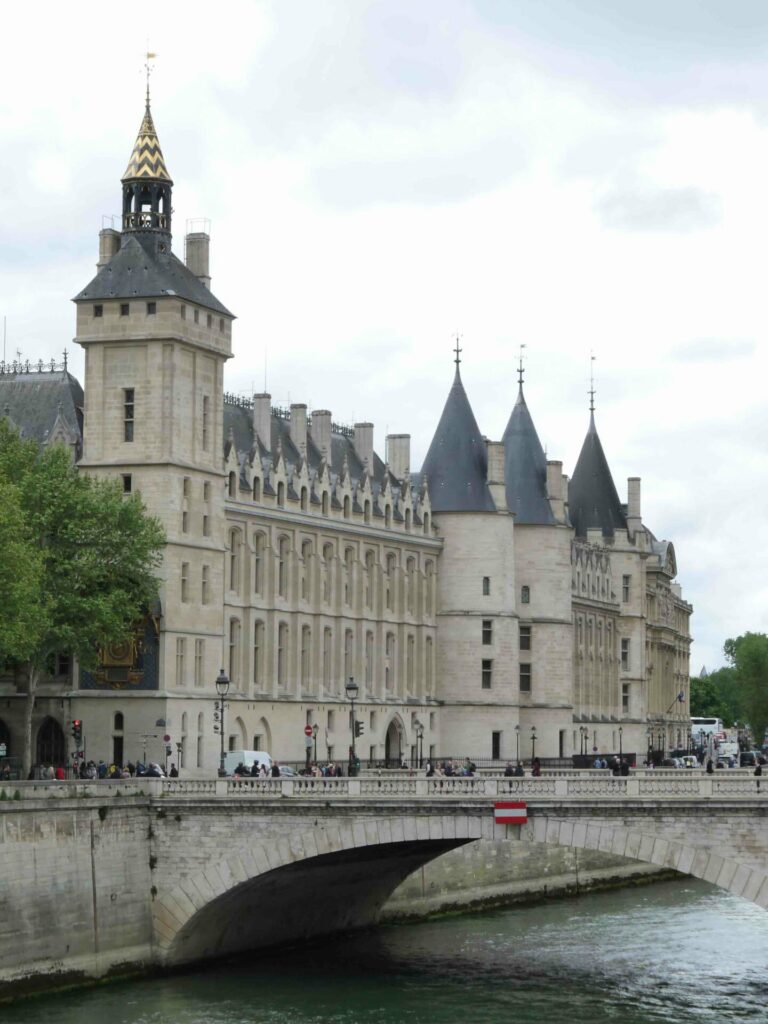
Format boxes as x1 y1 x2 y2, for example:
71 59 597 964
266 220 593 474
453 333 463 369
588 352 596 413
144 47 157 107
517 343 526 387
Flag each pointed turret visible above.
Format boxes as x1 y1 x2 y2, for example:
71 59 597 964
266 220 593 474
420 349 495 513
502 362 555 524
121 85 173 239
568 410 627 538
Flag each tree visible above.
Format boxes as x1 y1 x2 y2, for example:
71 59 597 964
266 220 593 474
0 419 165 773
689 671 733 724
724 633 768 747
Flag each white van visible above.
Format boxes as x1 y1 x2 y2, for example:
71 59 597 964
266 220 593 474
223 750 273 776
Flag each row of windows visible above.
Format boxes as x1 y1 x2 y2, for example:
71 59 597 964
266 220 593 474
93 301 226 334
123 390 212 450
174 637 207 687
480 661 532 693
225 618 434 693
481 621 532 650
482 577 531 603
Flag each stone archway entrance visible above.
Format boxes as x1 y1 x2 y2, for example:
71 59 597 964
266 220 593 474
385 719 403 767
36 717 66 767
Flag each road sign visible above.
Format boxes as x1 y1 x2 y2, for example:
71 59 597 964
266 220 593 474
304 725 313 737
163 734 171 742
494 801 528 825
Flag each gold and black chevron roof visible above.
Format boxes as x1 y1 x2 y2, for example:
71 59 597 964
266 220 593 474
122 103 172 183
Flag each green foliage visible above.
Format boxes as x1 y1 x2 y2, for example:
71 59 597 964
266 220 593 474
0 417 165 671
725 633 768 745
689 668 740 726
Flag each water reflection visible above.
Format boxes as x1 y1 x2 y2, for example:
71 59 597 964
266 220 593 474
7 880 768 1024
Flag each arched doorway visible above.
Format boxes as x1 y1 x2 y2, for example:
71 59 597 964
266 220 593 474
385 719 403 767
253 716 272 753
36 717 66 766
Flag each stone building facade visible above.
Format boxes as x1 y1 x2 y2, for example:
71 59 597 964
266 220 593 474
0 95 692 772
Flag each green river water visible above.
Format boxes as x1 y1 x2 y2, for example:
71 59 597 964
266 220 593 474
6 879 767 1024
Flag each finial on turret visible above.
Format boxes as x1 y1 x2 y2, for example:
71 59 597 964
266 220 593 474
588 352 596 415
517 343 526 389
144 49 157 110
453 333 463 372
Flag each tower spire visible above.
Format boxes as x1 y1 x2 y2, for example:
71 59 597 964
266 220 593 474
517 343 526 390
588 353 596 419
121 55 173 240
453 334 462 374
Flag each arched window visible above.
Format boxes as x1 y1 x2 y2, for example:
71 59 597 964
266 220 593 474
197 712 204 768
301 540 312 600
323 543 334 603
406 635 414 691
301 487 308 511
385 633 395 691
323 627 332 692
344 547 354 606
277 481 285 507
343 495 351 519
322 491 329 516
301 626 311 691
424 560 434 616
344 629 354 680
228 618 241 683
406 557 416 614
228 471 237 499
426 636 434 693
423 512 430 532
277 623 288 687
229 529 241 592
253 476 261 501
253 620 264 688
278 535 290 598
113 712 124 731
385 505 391 528
365 550 375 608
253 532 266 595
364 500 371 524
405 508 411 532
365 631 374 688
386 553 396 611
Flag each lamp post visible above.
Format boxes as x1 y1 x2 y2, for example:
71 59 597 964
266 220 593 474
215 668 230 777
618 725 623 763
579 725 588 756
414 720 424 768
176 741 182 771
345 677 359 775
515 724 520 762
312 723 319 763
530 725 537 764
646 726 653 766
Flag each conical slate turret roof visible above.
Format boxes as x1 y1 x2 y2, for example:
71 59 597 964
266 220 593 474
420 366 495 512
502 386 555 525
122 99 172 183
568 412 626 538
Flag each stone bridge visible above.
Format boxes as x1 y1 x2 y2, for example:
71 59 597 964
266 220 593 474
1 772 766 997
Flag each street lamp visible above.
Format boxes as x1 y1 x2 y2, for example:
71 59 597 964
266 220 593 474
176 740 182 771
312 723 319 763
345 677 359 776
618 725 623 763
646 726 653 765
414 720 424 768
515 723 520 762
579 725 588 756
530 725 537 764
215 668 230 777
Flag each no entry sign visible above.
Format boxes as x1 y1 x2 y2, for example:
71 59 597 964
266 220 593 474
304 725 313 737
494 801 528 825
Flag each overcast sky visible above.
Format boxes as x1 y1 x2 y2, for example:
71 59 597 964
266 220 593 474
3 0 768 671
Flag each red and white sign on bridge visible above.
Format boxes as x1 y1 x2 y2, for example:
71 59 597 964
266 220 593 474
493 801 528 825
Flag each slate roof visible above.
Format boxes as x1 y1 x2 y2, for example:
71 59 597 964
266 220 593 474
419 368 495 513
502 386 555 525
0 369 83 451
568 412 627 538
74 233 233 317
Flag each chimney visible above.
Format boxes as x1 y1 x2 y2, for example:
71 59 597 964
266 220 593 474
185 231 211 289
386 434 410 481
290 404 308 455
252 393 272 451
486 440 507 512
627 477 642 537
547 460 565 519
311 410 332 460
97 228 121 269
354 422 374 474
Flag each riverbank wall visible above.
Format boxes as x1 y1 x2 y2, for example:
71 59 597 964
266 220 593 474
383 840 669 920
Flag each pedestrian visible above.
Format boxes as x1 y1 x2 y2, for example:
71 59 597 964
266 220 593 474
513 762 525 777
531 757 541 778
755 763 762 792
169 763 179 778
425 759 435 777
270 761 281 778
55 764 65 781
706 758 714 775
503 761 514 777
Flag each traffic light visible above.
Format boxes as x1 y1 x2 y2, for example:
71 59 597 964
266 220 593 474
72 719 82 746
354 720 365 738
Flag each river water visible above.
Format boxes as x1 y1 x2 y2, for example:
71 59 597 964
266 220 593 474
8 879 768 1024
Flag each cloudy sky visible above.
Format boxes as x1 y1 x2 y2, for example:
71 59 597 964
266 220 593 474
3 0 768 670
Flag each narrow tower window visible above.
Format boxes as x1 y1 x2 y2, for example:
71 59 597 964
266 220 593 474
123 388 135 442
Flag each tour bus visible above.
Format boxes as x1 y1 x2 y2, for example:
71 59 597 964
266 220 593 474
690 717 723 744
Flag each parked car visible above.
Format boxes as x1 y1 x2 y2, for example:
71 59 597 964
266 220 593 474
740 751 757 767
661 757 682 768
